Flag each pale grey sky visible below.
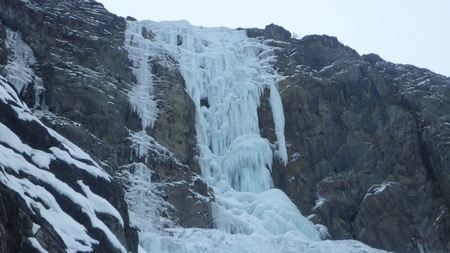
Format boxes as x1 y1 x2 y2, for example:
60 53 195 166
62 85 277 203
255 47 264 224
97 0 450 77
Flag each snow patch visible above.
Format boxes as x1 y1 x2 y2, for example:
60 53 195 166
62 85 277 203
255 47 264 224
116 163 176 252
0 122 54 169
32 223 41 235
363 181 397 202
78 180 124 226
312 197 328 211
129 130 185 166
28 237 49 253
373 181 396 195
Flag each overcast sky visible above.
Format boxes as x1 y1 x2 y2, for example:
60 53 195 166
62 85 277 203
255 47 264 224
97 0 450 77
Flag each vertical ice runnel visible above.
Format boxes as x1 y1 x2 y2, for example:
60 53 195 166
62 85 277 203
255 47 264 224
3 28 45 109
125 22 159 130
125 20 323 251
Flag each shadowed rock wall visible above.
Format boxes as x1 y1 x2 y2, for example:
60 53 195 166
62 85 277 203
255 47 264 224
253 25 450 253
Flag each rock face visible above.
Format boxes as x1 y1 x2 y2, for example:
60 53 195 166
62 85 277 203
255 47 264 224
0 76 138 252
0 1 449 253
0 0 212 251
253 26 450 252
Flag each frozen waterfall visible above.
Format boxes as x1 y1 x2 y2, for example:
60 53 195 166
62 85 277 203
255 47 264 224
120 20 397 253
128 20 320 240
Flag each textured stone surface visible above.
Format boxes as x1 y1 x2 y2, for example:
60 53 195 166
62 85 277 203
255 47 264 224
246 23 292 42
0 0 213 251
253 26 450 252
0 24 6 65
0 184 44 253
0 0 134 167
148 59 214 228
0 0 213 231
0 77 138 252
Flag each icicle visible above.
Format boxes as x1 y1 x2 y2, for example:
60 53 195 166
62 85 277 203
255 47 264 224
269 83 288 165
125 21 158 129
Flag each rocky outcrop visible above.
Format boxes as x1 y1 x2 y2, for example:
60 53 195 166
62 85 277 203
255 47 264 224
0 0 213 231
0 76 138 252
148 62 214 228
0 183 41 253
0 0 133 165
253 26 450 252
246 23 292 42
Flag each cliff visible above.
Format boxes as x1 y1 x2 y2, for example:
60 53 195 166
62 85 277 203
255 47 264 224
0 1 448 252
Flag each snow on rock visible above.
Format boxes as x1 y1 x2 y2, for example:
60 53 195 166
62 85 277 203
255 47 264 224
364 181 397 201
117 163 175 253
78 180 124 226
3 28 45 109
0 77 128 253
0 75 110 180
373 182 396 195
129 130 185 167
0 122 54 169
28 237 50 253
312 197 328 211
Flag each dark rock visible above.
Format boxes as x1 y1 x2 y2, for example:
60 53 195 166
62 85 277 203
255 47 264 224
0 0 214 235
259 32 450 252
165 176 214 228
264 23 292 41
141 26 155 40
246 23 291 42
0 23 6 65
0 184 44 253
0 0 136 168
126 16 137 21
362 53 384 65
0 77 138 252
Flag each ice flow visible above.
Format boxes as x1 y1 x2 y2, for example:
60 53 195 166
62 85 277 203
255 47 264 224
126 19 322 245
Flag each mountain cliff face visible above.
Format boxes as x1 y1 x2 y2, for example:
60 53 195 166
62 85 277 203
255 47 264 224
252 27 450 251
0 0 449 252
